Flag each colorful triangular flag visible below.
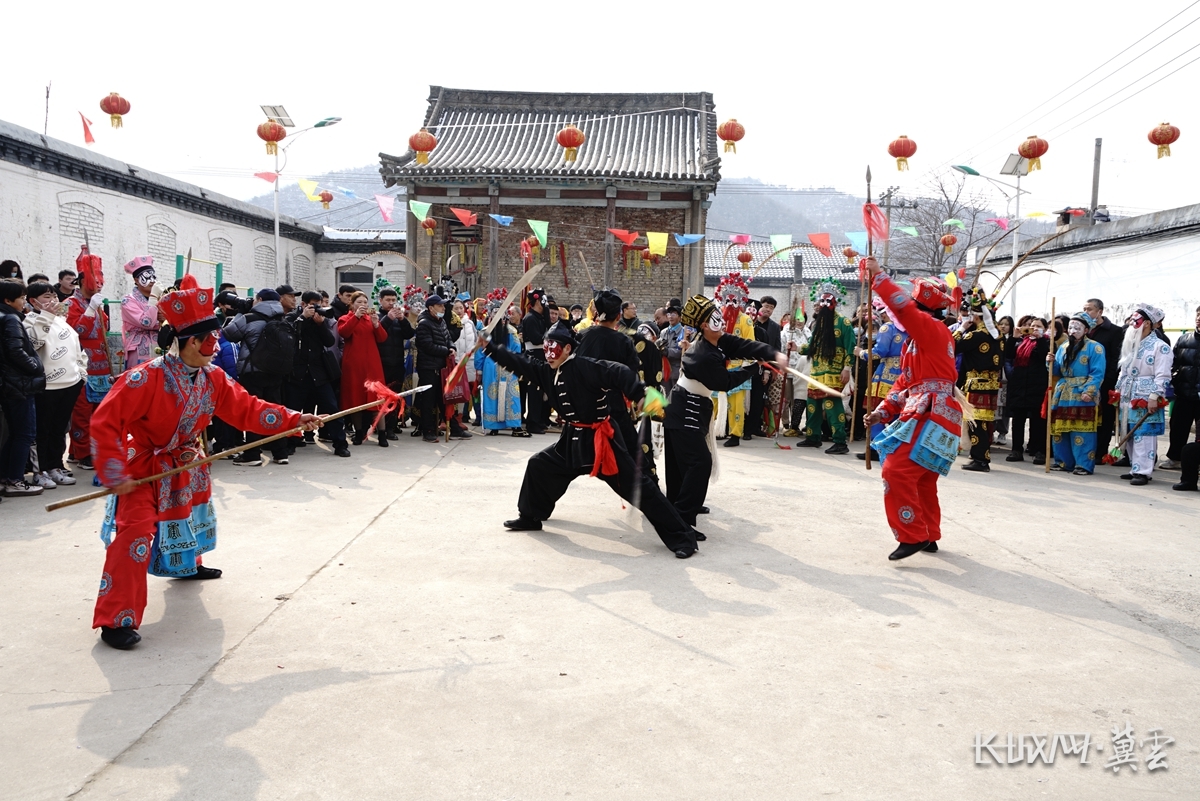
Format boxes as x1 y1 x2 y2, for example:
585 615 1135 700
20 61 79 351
488 214 513 226
943 218 966 229
729 234 752 245
375 194 394 224
608 229 639 246
298 180 321 202
985 217 1010 230
845 232 868 256
337 187 357 199
769 234 793 254
528 220 549 249
79 112 95 145
673 233 705 246
646 232 668 257
408 200 431 221
450 207 478 227
806 233 832 257
897 226 920 237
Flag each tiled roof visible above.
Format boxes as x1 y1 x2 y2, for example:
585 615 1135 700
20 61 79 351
704 241 851 288
380 87 721 186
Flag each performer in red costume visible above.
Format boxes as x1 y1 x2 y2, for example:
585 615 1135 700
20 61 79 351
90 278 322 650
862 257 963 561
65 245 112 469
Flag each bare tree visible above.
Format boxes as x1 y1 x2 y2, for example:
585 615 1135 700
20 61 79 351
886 174 1006 278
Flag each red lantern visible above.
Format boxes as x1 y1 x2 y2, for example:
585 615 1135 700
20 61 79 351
257 121 286 155
737 249 753 265
842 246 858 265
99 92 131 129
1149 122 1180 159
556 123 586 162
318 190 334 210
940 234 958 254
717 119 745 154
409 128 437 165
887 135 917 171
421 218 437 237
1017 135 1049 171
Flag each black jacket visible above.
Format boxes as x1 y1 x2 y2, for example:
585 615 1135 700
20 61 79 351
1089 317 1125 389
1172 330 1200 400
1005 336 1050 407
287 309 337 386
379 315 414 370
415 310 452 375
521 309 549 360
576 324 641 419
665 334 775 431
0 304 46 399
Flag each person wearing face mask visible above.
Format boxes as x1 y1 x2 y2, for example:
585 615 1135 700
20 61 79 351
1004 316 1050 464
22 281 87 489
1114 305 1173 485
1048 311 1107 476
88 277 322 649
662 295 785 531
120 256 164 369
415 294 472 443
483 321 702 558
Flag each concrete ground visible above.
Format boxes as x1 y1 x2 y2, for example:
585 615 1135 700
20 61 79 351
2 429 1197 801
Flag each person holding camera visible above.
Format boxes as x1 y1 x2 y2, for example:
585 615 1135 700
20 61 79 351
286 291 350 457
377 288 414 439
337 291 389 447
224 288 294 466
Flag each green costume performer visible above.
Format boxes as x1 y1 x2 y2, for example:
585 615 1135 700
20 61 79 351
799 279 856 454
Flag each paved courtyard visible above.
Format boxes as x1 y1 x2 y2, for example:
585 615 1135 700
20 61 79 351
2 432 1197 800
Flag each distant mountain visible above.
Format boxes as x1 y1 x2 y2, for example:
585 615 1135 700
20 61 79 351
706 178 866 243
246 164 405 230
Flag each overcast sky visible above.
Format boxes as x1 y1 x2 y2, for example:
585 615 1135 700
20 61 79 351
5 0 1199 225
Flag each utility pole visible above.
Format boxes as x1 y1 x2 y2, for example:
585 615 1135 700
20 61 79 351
1089 137 1103 224
876 186 917 270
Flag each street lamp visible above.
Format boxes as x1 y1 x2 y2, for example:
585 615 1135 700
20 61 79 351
953 156 1031 314
259 105 342 284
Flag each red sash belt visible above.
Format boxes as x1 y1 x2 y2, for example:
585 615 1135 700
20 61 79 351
571 417 618 477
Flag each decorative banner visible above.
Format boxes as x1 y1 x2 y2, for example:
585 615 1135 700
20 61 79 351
673 233 705 246
769 234 793 253
1026 211 1048 218
79 112 95 145
528 219 548 248
863 204 889 243
408 200 431 221
375 194 395 223
608 228 639 246
807 233 832 257
897 226 920 237
646 232 669 257
450 207 478 227
254 172 278 183
337 187 357 199
729 234 752 245
298 180 321 202
942 218 966 229
488 214 513 226
984 217 1009 230
845 231 869 256
945 271 958 289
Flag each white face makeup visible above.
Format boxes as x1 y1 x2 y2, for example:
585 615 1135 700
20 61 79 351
1068 320 1086 339
135 269 157 288
706 310 724 333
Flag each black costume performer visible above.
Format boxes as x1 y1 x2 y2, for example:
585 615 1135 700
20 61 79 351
485 321 699 558
520 288 551 434
663 295 779 527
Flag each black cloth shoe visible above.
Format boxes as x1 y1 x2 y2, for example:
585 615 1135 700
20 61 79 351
503 517 542 531
423 434 440 443
1120 473 1134 480
1072 466 1091 476
889 541 930 561
378 435 389 447
723 435 740 448
527 426 547 435
1032 453 1046 466
1005 452 1025 462
924 541 939 553
856 450 880 461
1172 482 1198 491
797 439 822 448
1115 455 1131 467
691 529 707 542
334 446 351 457
675 547 696 559
825 443 849 455
1130 474 1150 486
100 626 141 650
303 433 316 443
179 566 222 580
742 432 754 441
450 429 473 439
77 456 95 470
698 506 710 514
386 431 400 441
961 460 990 472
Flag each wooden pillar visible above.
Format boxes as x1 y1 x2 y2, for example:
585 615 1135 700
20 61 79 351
603 186 617 290
488 184 500 290
405 182 418 286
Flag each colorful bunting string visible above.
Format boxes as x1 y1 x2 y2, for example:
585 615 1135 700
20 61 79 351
254 172 278 183
375 194 394 223
729 234 752 245
943 218 966 229
298 179 321 202
673 233 705 246
608 229 639 246
408 200 431 221
769 234 793 253
646 232 669 257
897 226 920 237
807 233 832 257
845 232 868 256
984 217 1009 230
489 214 514 226
528 219 549 248
450 207 478 227
79 112 95 145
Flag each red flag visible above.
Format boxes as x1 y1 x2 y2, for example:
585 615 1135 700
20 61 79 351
806 233 832 257
863 203 889 243
254 172 278 183
79 112 95 145
607 228 639 246
450 207 478 227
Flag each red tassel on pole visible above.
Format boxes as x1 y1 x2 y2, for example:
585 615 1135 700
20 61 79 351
363 380 405 437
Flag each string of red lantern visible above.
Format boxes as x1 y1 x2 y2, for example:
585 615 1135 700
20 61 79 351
887 135 917 171
99 93 131 129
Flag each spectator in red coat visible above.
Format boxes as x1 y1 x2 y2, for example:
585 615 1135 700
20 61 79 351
337 291 388 446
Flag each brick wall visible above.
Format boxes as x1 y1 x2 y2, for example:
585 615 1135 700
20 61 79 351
292 253 312 290
146 223 176 276
209 237 233 282
59 201 104 255
407 202 690 311
253 245 275 289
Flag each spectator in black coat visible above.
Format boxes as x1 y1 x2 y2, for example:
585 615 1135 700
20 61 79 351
1083 298 1125 459
1003 315 1051 463
415 295 471 442
285 291 350 457
0 279 46 496
377 287 414 439
1165 304 1200 468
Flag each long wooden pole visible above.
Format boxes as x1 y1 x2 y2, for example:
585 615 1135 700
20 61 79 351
44 389 429 513
1044 297 1056 473
864 166 875 471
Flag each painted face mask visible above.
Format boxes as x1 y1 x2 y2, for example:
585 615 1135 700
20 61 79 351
817 293 836 310
1068 320 1087 339
135 269 157 289
706 310 724 333
544 340 566 362
198 331 219 357
1128 312 1146 329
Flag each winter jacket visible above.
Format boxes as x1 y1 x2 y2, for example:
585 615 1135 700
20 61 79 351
453 316 478 381
378 313 414 370
1089 317 1125 389
0 303 46 399
1005 335 1051 408
414 309 452 376
24 308 86 390
287 309 337 386
1172 330 1200 400
223 300 287 377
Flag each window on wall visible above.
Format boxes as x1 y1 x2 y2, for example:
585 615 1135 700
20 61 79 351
254 245 276 291
338 268 374 293
59 202 104 283
147 224 177 282
292 254 312 292
209 238 233 283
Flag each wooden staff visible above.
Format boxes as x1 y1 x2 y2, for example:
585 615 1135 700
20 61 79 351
863 166 876 471
1044 297 1056 473
44 388 431 513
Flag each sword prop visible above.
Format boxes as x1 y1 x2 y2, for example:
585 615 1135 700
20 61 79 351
443 262 547 396
784 366 844 399
45 385 431 513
